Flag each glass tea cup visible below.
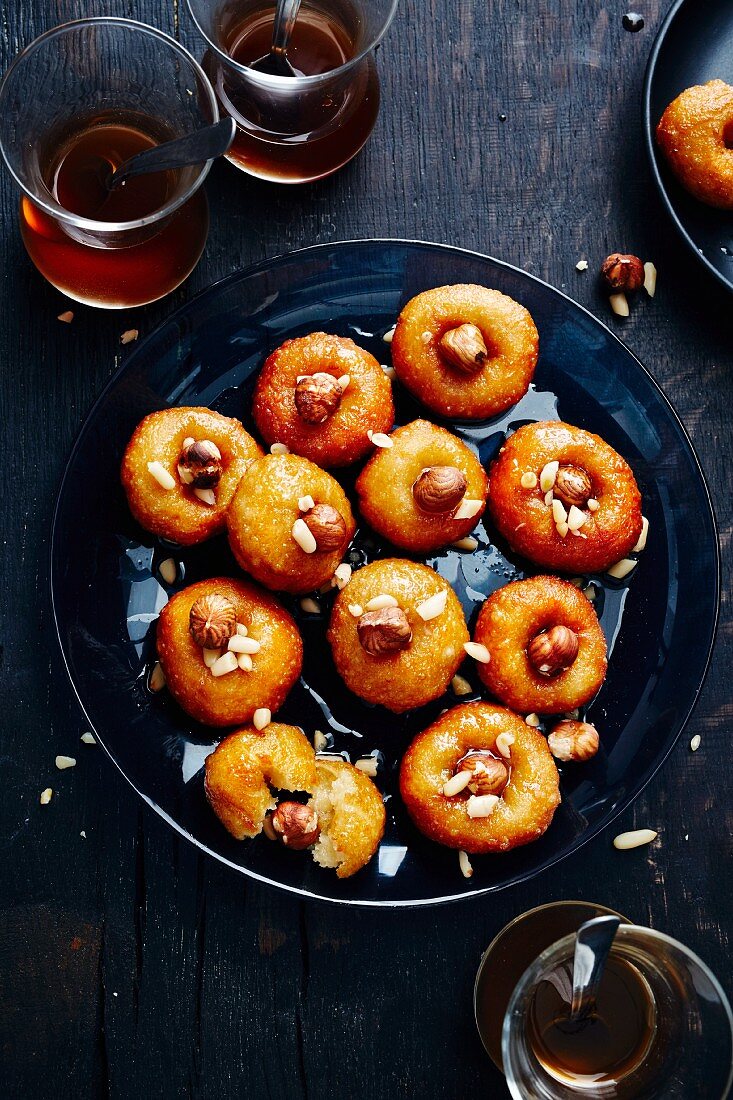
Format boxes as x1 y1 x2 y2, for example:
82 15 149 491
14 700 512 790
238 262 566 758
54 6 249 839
502 923 733 1099
185 0 399 182
0 18 218 308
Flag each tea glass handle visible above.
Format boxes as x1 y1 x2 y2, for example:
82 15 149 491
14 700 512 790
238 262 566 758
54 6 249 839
272 0 303 55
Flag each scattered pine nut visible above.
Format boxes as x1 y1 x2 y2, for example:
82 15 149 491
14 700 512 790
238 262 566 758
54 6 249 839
348 603 364 618
556 521 569 538
453 498 483 521
58 310 74 323
467 793 500 819
149 662 166 691
332 563 352 590
40 788 53 804
609 292 630 318
292 518 318 554
178 463 194 485
464 641 490 664
443 770 472 796
236 623 248 636
382 325 396 343
80 732 96 745
120 328 139 345
158 558 177 585
690 735 701 752
525 713 541 728
237 653 253 672
210 652 238 677
583 585 597 602
369 431 393 449
202 648 221 668
587 497 600 512
147 461 176 491
416 590 447 621
567 505 587 531
607 558 637 580
643 262 657 298
520 471 537 489
262 814 278 841
55 755 76 770
552 499 568 525
253 708 271 731
365 593 399 611
382 364 396 380
632 516 649 553
452 536 479 551
495 732 515 759
452 674 473 696
576 259 589 272
298 495 315 513
337 374 350 390
314 730 328 752
270 442 290 454
459 850 473 878
193 487 216 506
300 597 321 614
613 828 657 850
227 635 261 654
540 461 559 492
355 757 379 777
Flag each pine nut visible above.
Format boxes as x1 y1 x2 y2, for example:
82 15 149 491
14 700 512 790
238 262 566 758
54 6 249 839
452 674 473 696
298 495 316 512
613 828 657 850
270 442 289 454
467 793 500 819
227 636 261 654
348 603 364 618
458 850 473 878
690 735 701 752
643 261 657 298
314 730 328 751
355 757 378 777
253 708 271 730
80 732 96 745
495 732 515 759
369 431 393 449
55 755 76 770
587 497 600 512
40 788 53 804
520 472 537 489
337 374 350 390
382 325 396 343
567 505 587 531
149 662 166 691
158 558 177 585
464 641 490 664
632 516 649 553
236 623 248 636
609 292 630 317
416 590 447 621
525 713 541 727
552 499 568 525
453 498 483 521
194 487 216 506
452 536 479 551
365 593 398 611
540 461 559 492
300 597 321 614
292 518 318 553
210 652 238 677
237 653 253 671
607 558 637 580
443 770 472 796
147 461 176 491
203 648 221 668
333 563 352 590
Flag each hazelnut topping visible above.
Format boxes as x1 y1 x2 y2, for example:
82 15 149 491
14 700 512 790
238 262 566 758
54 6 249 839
357 606 412 656
294 373 343 424
553 465 592 509
439 323 488 374
412 466 468 514
456 751 509 796
179 439 223 489
189 592 237 649
600 253 645 293
527 625 579 677
547 720 600 762
303 503 348 550
271 801 320 849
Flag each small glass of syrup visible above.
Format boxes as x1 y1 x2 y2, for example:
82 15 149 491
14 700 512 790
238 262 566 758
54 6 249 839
186 0 399 182
502 923 733 1098
0 19 217 308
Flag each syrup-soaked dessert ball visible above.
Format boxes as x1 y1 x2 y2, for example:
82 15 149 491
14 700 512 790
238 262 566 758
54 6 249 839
473 576 607 714
487 421 643 573
390 284 539 420
252 332 395 467
399 703 560 853
656 81 733 209
305 757 386 878
205 723 317 839
226 453 356 595
355 419 488 553
121 407 262 545
156 577 303 727
327 558 469 713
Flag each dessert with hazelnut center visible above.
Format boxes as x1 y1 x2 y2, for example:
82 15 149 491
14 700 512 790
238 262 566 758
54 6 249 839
399 703 560 853
327 558 469 713
226 453 356 594
390 284 539 419
355 419 488 553
487 420 643 573
156 577 303 726
121 406 262 545
472 575 607 714
252 332 395 467
656 80 733 209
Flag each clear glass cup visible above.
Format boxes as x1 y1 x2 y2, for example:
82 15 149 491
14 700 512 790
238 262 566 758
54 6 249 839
185 0 399 182
0 18 218 308
503 924 733 1099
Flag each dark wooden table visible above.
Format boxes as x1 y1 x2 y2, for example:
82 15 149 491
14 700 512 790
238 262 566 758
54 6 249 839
2 1 731 1096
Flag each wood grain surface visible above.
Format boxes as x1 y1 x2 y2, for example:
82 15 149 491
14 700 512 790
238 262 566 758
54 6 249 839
1 0 731 1096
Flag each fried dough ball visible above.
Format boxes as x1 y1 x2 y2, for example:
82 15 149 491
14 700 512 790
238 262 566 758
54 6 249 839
390 284 538 420
399 703 560 853
204 723 317 839
656 80 733 209
487 421 642 573
327 558 469 713
121 407 262 545
307 758 386 878
473 576 607 714
355 419 488 553
227 453 356 594
252 332 395 467
156 577 302 727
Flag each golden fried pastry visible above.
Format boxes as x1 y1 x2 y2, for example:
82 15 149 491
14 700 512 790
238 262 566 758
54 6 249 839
399 703 560 853
487 421 642 573
157 577 302 727
473 576 607 714
390 284 538 420
656 80 733 209
252 332 395 467
355 419 488 553
327 558 469 713
307 758 386 878
205 723 317 839
226 453 356 594
121 407 262 545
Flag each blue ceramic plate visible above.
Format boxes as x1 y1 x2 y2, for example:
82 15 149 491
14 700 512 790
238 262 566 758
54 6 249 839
51 241 719 907
644 0 733 292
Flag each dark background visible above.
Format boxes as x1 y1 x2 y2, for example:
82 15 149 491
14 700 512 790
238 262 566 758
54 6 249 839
1 0 731 1096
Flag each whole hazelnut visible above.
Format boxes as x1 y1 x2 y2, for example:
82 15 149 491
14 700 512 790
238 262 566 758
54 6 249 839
547 720 600 762
294 373 343 424
357 606 412 656
412 466 468 514
439 323 488 374
457 751 509 796
179 439 223 488
271 801 320 849
189 592 237 649
601 254 645 293
553 465 592 509
527 625 579 677
303 503 348 551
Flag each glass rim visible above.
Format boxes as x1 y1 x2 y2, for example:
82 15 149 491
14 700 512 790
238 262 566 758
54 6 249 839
501 922 733 1098
0 17 219 234
184 0 400 89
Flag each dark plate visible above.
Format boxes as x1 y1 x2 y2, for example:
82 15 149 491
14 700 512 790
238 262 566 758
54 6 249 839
50 240 719 907
644 0 733 292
